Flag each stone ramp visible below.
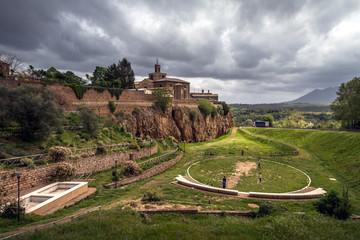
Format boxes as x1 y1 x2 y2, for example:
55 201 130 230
175 175 326 200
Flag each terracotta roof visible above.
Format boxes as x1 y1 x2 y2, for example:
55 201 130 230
152 77 189 84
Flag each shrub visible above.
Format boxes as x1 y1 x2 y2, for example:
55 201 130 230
314 189 353 220
211 106 217 118
257 202 286 217
142 188 163 202
19 157 35 168
95 145 107 155
198 99 213 116
0 197 24 219
132 107 142 115
77 105 99 138
221 101 230 115
152 88 171 113
52 162 76 180
49 146 71 162
217 105 224 115
108 101 116 113
122 161 143 176
189 108 198 121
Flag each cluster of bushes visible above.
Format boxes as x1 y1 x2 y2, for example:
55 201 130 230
52 162 76 180
142 188 163 202
314 189 353 220
49 146 71 162
198 99 230 117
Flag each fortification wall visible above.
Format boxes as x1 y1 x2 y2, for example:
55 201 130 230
0 145 157 195
0 78 158 115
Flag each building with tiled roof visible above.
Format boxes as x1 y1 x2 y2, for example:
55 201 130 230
135 61 190 100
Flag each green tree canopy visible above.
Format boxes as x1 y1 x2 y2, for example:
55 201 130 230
103 58 135 89
1 86 63 141
90 66 108 86
77 105 100 138
330 77 360 129
152 88 171 113
262 114 274 127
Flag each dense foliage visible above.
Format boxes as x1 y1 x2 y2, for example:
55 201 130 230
28 66 86 85
152 88 171 113
314 188 353 220
231 103 337 128
77 105 100 138
0 86 63 141
330 77 360 129
198 99 213 116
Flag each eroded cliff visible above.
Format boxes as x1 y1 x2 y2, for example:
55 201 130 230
127 107 234 142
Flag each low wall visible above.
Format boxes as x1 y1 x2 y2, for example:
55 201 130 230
0 145 157 196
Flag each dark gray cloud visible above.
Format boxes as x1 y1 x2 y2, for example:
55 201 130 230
1 0 360 103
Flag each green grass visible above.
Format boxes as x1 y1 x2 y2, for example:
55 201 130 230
2 127 360 238
15 209 360 240
190 157 308 193
246 128 360 200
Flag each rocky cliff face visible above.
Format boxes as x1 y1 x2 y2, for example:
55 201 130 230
127 107 234 142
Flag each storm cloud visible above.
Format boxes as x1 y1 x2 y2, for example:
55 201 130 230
1 0 360 103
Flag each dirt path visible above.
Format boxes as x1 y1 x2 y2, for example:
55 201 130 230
231 128 237 137
227 161 257 188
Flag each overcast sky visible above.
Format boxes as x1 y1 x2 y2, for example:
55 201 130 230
1 0 360 103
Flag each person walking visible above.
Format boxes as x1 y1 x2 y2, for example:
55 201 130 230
222 176 226 188
259 173 262 183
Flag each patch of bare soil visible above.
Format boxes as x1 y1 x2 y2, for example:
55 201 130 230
142 180 160 188
123 198 200 211
227 161 257 189
248 203 259 209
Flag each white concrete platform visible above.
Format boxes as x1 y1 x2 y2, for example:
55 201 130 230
21 182 88 215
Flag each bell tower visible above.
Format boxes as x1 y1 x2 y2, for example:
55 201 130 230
149 58 167 80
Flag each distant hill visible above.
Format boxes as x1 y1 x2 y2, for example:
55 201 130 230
286 87 338 104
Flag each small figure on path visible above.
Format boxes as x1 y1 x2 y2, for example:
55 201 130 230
258 159 261 168
259 173 262 183
222 176 226 188
241 150 244 156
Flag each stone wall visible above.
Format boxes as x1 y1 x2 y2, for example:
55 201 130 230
0 78 157 115
0 145 157 196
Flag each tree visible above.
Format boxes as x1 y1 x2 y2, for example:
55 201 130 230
4 86 63 141
90 66 107 86
77 105 99 138
330 77 360 129
118 58 135 89
103 58 135 88
0 51 23 73
221 101 230 115
152 88 171 113
262 114 274 127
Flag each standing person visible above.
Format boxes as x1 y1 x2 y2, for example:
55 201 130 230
258 159 261 168
259 173 262 183
222 176 226 188
241 150 244 156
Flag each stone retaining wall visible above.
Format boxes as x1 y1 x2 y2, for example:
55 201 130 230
0 145 157 196
105 152 182 188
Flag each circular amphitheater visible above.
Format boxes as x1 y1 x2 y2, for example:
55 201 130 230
175 158 326 200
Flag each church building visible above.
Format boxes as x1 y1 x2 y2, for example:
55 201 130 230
135 60 190 100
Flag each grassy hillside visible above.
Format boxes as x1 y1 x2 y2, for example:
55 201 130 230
2 128 360 239
16 209 360 240
246 128 360 197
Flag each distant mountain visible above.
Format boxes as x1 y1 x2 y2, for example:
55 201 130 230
286 87 338 104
